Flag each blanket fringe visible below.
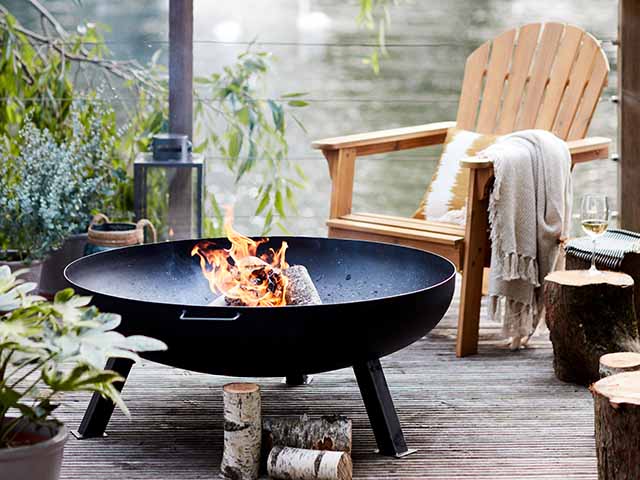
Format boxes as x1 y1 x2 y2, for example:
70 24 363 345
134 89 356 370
489 296 543 340
498 252 540 286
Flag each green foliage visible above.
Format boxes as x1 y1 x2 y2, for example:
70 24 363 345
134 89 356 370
0 266 166 447
194 50 308 235
357 0 401 74
0 7 141 255
1 2 309 240
0 102 123 261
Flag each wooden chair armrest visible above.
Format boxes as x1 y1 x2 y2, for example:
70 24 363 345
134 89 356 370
312 121 455 157
460 136 611 169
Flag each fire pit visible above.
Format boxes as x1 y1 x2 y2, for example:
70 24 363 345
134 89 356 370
65 236 455 457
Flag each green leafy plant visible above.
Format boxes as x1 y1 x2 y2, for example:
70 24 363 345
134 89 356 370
1 2 309 239
358 0 401 74
0 266 167 448
194 50 308 235
0 101 123 261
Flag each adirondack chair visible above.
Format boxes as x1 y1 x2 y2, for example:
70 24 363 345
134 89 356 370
311 23 611 357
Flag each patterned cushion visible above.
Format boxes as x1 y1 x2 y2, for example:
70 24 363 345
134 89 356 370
414 128 498 224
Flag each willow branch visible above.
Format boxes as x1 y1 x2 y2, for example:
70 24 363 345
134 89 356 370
27 0 70 40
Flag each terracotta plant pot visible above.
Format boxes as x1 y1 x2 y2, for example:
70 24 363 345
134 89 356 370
0 252 43 287
0 419 68 480
39 233 88 298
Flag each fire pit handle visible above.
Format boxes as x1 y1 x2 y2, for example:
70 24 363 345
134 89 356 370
179 310 241 322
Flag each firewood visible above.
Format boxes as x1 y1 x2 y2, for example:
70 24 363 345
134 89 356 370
267 447 352 480
592 372 640 479
285 265 322 305
262 415 352 457
216 264 322 306
600 352 640 377
544 270 638 385
221 383 261 480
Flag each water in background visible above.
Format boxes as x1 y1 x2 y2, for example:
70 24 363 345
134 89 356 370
8 0 619 236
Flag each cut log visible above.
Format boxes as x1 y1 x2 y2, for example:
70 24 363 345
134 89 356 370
285 265 322 305
262 415 352 457
213 264 322 307
600 352 640 377
591 371 640 480
566 246 640 328
221 383 261 480
267 446 352 480
544 270 638 386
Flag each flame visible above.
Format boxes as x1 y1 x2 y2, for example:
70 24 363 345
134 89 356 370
191 213 289 307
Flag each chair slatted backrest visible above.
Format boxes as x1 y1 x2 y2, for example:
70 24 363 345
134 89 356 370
456 23 609 141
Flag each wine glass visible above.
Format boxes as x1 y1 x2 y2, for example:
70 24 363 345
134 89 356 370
580 194 609 274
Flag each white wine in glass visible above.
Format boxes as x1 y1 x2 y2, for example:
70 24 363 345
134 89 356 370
580 194 609 274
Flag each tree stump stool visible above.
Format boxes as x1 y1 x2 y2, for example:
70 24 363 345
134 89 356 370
600 352 640 378
544 270 638 386
592 371 640 480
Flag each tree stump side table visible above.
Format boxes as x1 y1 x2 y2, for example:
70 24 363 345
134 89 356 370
544 270 638 386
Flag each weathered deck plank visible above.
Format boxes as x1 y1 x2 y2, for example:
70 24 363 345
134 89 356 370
58 277 597 479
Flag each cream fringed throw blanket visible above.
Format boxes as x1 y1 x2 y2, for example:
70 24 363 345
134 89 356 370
478 130 572 349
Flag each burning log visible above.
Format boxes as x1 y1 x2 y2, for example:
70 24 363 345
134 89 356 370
210 264 322 307
221 383 261 480
600 352 640 377
262 415 352 457
592 372 640 480
267 446 352 480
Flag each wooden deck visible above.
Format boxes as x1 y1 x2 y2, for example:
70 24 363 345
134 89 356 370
58 277 597 479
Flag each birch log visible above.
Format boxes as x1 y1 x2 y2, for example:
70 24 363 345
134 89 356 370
262 415 352 456
267 447 352 480
600 352 640 377
592 372 640 480
544 270 638 385
221 383 261 480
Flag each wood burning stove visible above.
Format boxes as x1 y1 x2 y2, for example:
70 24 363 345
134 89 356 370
65 237 455 457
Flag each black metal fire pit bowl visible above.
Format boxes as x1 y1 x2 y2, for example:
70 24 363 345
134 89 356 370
65 236 456 457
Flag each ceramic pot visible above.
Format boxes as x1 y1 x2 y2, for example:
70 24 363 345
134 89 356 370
39 233 88 298
0 419 68 480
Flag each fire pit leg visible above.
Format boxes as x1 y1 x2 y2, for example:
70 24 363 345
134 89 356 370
72 357 134 439
353 359 416 458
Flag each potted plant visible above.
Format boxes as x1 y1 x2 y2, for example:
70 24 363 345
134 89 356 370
0 101 126 296
0 266 167 480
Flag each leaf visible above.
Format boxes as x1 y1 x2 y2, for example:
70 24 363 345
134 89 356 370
255 186 271 215
294 164 308 182
264 210 273 228
290 113 308 134
122 335 167 352
287 100 309 108
274 190 286 217
0 387 21 409
227 129 242 162
53 289 75 303
94 313 121 332
235 141 257 182
281 92 309 98
99 383 130 418
267 100 284 134
276 221 291 235
236 106 250 126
